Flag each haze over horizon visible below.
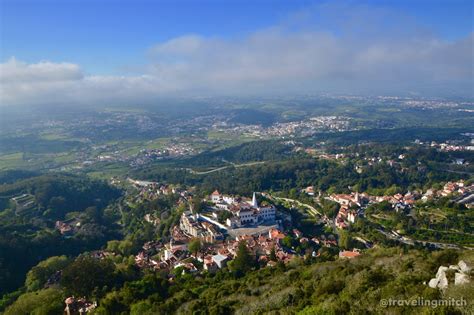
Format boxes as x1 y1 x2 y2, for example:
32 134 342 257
1 0 473 107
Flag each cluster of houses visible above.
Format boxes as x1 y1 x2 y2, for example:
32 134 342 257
328 192 364 229
327 191 417 229
209 191 276 227
215 116 351 139
127 179 191 201
440 180 470 197
428 140 474 153
69 185 365 284
129 144 198 167
422 180 473 206
133 215 356 275
134 227 308 274
200 229 295 272
307 179 474 230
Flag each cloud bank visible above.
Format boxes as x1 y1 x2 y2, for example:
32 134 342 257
1 4 473 106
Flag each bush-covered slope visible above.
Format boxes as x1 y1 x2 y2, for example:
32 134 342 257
5 248 471 314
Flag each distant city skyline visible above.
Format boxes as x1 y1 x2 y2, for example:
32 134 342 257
1 0 473 106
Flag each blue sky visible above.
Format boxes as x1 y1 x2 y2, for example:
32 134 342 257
0 0 473 105
2 0 472 74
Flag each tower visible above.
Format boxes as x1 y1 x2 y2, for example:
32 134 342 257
251 192 258 208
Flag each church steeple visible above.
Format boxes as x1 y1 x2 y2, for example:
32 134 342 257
251 192 258 207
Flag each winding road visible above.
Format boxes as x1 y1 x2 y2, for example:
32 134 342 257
186 161 266 175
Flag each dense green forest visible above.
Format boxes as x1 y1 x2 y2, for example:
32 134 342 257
0 174 121 296
302 127 473 146
173 140 294 169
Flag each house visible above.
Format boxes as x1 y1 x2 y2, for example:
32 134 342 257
269 228 286 240
329 192 363 207
163 241 188 262
55 219 81 236
203 255 218 272
174 262 198 273
55 221 73 236
293 229 303 238
335 219 348 229
347 211 357 223
64 297 97 315
422 189 437 201
204 261 218 272
211 190 221 203
339 250 361 259
212 254 229 268
394 202 407 213
267 260 278 267
303 186 315 196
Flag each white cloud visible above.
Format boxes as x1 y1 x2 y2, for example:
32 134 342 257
0 57 83 83
0 4 473 107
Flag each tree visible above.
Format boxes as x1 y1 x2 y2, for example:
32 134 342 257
321 200 340 219
270 247 277 261
385 185 402 196
102 239 135 257
191 199 204 214
188 238 202 257
130 301 153 315
85 206 103 224
217 211 233 224
232 241 254 274
106 240 121 254
25 255 70 292
47 196 66 218
338 230 352 250
60 256 115 297
4 288 63 315
282 236 296 249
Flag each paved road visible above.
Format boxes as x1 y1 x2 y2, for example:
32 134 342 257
186 161 266 175
375 226 469 250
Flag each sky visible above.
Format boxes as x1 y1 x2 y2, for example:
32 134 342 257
0 0 473 106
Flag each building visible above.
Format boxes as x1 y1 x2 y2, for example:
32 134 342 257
209 192 277 228
64 297 97 315
339 250 361 259
179 211 224 242
211 190 221 203
226 193 276 227
347 211 357 224
303 186 315 196
329 192 362 207
212 254 229 268
163 241 188 262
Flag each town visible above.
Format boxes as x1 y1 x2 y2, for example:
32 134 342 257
50 176 467 285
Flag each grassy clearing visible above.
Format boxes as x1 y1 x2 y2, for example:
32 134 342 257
0 153 27 170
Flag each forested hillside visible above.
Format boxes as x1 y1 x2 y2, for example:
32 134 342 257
3 248 473 314
0 173 121 296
